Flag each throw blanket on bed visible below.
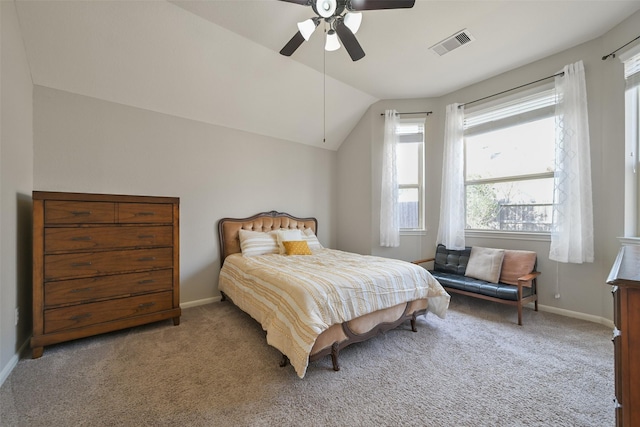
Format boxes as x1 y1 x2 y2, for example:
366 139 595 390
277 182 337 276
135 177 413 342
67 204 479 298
218 248 450 378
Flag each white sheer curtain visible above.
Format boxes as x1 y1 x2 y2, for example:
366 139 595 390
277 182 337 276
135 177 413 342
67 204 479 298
437 103 466 250
549 60 594 263
620 45 640 236
380 109 400 247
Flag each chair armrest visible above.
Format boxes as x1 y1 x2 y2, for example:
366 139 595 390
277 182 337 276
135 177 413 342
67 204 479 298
517 271 541 287
412 257 435 265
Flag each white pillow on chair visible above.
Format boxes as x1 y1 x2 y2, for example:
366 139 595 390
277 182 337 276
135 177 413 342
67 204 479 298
464 246 505 283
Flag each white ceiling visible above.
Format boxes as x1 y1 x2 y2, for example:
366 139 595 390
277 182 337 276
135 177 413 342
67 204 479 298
14 0 640 150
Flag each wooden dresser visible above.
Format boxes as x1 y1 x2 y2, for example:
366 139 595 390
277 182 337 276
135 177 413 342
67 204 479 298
31 191 181 358
607 245 640 427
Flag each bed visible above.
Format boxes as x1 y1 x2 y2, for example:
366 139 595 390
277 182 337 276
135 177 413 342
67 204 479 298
217 211 450 378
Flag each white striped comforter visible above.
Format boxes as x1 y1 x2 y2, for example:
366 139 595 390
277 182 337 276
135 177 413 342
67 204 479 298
218 248 450 378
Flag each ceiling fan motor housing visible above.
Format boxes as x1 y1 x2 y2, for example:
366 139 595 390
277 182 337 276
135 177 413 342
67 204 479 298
313 0 337 18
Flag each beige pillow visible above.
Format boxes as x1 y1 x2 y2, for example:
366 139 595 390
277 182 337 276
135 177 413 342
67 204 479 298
238 229 279 257
499 250 537 285
276 229 303 254
464 246 505 283
302 228 323 250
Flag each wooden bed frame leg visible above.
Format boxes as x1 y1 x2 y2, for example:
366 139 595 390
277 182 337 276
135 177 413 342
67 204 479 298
411 312 419 332
279 354 290 368
330 342 341 371
220 292 227 302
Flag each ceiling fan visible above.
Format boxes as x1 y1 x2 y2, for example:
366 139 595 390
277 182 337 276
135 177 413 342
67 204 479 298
279 0 415 61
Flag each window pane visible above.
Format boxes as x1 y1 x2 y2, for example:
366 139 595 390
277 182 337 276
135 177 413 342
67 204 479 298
397 142 420 185
399 188 419 229
465 117 555 181
466 178 554 231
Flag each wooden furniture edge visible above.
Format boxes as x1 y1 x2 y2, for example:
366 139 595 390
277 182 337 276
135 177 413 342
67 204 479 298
31 308 181 353
33 190 179 204
305 302 427 371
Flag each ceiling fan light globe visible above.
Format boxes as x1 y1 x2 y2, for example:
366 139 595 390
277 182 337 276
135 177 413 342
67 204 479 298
297 19 318 40
344 12 362 34
315 0 337 18
325 30 341 51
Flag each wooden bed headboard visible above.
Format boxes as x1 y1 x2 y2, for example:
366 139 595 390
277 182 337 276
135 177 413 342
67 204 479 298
218 211 318 263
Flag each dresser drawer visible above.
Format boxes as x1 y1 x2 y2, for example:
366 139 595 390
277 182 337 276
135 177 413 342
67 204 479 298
44 269 173 308
44 291 173 334
118 203 173 224
45 226 173 253
45 201 115 224
44 248 173 280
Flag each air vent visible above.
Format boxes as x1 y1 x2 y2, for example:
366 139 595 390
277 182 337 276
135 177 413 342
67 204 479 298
429 29 475 56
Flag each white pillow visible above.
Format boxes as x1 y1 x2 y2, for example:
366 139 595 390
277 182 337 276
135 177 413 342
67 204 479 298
464 246 505 283
276 229 302 254
302 228 323 250
238 229 279 257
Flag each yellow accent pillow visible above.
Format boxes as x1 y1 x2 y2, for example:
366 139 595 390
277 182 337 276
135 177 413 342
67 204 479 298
283 240 312 255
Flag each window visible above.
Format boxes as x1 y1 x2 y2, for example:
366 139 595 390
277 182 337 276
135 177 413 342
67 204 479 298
463 88 557 232
622 47 640 236
396 120 425 230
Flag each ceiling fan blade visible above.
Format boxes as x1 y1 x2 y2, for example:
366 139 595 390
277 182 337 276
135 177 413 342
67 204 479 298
280 31 306 56
349 0 415 10
278 0 311 5
335 20 365 61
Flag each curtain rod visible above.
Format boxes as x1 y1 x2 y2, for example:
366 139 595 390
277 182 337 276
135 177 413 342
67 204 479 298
602 34 640 60
458 72 565 109
379 111 432 116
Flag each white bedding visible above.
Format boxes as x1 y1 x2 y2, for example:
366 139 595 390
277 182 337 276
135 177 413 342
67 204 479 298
218 248 449 378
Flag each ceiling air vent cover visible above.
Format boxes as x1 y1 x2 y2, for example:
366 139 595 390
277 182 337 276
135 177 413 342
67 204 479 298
430 29 475 56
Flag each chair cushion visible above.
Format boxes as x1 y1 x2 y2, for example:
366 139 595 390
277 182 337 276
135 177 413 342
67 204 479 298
430 271 532 302
433 244 471 275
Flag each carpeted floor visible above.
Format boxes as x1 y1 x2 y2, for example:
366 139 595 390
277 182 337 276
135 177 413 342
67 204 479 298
0 295 614 426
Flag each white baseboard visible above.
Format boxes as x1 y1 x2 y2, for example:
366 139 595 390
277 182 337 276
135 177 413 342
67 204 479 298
180 296 221 309
0 338 30 388
535 303 615 329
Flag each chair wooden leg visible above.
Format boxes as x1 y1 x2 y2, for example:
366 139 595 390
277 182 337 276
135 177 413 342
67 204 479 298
517 303 523 326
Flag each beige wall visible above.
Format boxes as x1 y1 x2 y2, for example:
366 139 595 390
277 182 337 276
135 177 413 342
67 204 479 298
338 10 640 324
0 1 34 383
32 86 337 305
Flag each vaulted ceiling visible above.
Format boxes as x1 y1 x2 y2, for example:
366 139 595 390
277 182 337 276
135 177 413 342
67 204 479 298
14 0 640 150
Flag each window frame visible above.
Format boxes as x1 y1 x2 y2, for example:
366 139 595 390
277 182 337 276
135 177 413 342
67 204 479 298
462 84 557 234
396 119 425 232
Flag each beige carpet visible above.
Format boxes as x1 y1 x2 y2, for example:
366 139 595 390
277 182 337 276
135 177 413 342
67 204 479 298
1 295 614 426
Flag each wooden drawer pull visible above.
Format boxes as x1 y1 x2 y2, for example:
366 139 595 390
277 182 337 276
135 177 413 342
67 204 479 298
138 235 156 239
70 287 93 293
138 302 155 309
71 262 92 267
138 279 155 284
138 257 156 262
70 313 92 321
136 212 155 216
71 210 92 216
71 236 93 241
